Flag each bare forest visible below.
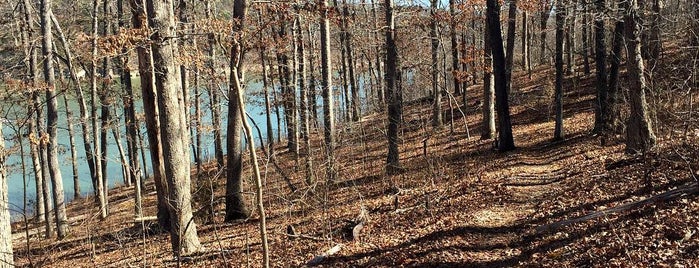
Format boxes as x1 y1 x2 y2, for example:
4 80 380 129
0 0 698 266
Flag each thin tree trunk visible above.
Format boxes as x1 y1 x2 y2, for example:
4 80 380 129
522 10 530 72
554 0 565 140
385 0 403 174
307 24 320 126
296 16 314 184
606 18 624 134
565 4 575 75
482 20 496 140
371 0 385 107
41 0 69 238
431 0 443 127
449 0 461 96
582 3 591 74
206 1 224 169
91 0 107 219
63 94 81 199
505 0 518 93
320 0 337 181
0 120 14 266
593 0 608 133
540 2 553 63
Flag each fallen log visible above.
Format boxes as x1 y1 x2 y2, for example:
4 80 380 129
535 181 698 235
306 244 343 266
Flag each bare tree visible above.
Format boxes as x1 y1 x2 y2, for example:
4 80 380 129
430 0 442 127
554 0 565 140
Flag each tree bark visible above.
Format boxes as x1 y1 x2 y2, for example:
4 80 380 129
582 3 591 74
225 0 249 222
605 18 624 134
320 0 337 181
505 0 518 93
128 0 171 231
593 0 608 133
540 2 554 63
146 0 202 255
91 0 107 219
296 16 314 185
385 0 403 173
554 0 565 140
0 120 13 266
449 0 461 97
624 0 657 153
41 0 69 238
62 93 81 199
482 19 496 140
487 0 516 151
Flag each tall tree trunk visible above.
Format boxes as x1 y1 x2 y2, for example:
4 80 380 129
0 120 13 266
128 0 171 231
341 1 361 122
91 0 107 219
593 0 608 133
522 10 530 72
505 0 518 93
430 0 443 127
482 20 496 140
449 0 461 96
582 3 591 74
320 0 337 181
63 94 81 199
205 1 224 169
539 2 553 64
554 0 565 140
146 0 202 255
296 16 314 185
565 4 575 75
225 0 249 222
487 0 516 151
606 18 624 134
385 0 403 173
624 0 657 153
40 0 69 238
307 24 319 127
20 0 46 224
259 14 274 154
371 0 385 107
99 0 112 216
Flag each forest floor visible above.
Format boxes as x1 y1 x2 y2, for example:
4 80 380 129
10 49 699 267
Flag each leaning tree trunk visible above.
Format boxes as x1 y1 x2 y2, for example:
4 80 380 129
40 0 69 238
385 0 403 174
554 0 565 140
320 0 337 181
487 0 516 151
624 0 657 153
0 120 13 266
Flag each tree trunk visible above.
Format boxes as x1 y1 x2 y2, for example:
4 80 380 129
307 24 320 126
296 16 314 185
90 0 107 220
205 1 225 169
385 0 403 173
505 0 518 93
63 94 81 199
99 0 112 216
593 0 608 133
41 0 69 238
522 10 530 72
430 0 443 127
487 0 516 151
371 0 385 107
482 19 496 140
449 0 461 97
539 2 553 64
225 0 249 222
565 4 575 75
554 0 565 140
320 0 337 181
146 0 202 255
0 120 14 266
624 0 657 153
582 4 591 74
606 18 624 134
128 0 171 231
